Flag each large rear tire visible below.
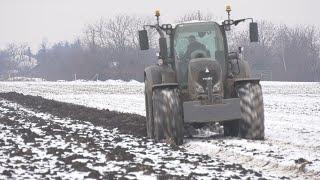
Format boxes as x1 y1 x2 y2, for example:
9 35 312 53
152 88 184 145
236 82 265 140
144 79 154 138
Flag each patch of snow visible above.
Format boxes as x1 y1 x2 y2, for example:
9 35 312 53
0 100 272 179
0 80 319 178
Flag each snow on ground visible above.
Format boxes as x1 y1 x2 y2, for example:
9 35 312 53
0 80 319 178
0 80 145 115
0 98 272 179
184 82 320 178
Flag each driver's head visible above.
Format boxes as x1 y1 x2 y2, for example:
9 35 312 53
188 35 196 43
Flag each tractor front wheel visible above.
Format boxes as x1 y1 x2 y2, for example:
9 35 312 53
152 88 184 145
236 82 265 140
144 79 154 138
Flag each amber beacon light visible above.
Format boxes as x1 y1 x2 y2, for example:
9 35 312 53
226 5 231 13
155 10 160 17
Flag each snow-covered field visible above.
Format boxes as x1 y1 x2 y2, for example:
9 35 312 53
1 98 267 179
0 80 145 115
0 80 319 179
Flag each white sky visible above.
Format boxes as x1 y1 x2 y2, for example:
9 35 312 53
0 0 318 51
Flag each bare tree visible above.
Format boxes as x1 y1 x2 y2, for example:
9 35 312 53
1 12 317 82
83 24 97 50
231 21 320 81
175 11 215 23
83 15 158 50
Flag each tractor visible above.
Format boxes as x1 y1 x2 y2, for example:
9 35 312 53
139 6 264 145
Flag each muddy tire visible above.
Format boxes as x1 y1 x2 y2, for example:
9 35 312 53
144 79 154 138
152 88 183 145
223 120 239 137
236 82 265 140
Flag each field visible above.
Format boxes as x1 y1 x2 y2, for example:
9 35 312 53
0 80 319 179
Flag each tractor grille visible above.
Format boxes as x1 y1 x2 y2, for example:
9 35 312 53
188 58 222 100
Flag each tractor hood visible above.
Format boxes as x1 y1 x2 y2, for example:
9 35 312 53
188 58 223 101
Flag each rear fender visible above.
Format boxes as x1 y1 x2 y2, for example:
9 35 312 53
234 78 260 86
152 83 179 90
144 65 177 93
225 78 260 98
230 59 251 79
225 59 252 98
234 78 261 95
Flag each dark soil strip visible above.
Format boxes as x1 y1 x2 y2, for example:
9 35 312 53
0 92 147 137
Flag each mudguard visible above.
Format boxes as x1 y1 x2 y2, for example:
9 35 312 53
144 65 162 89
229 59 251 79
234 78 260 85
144 65 177 92
225 59 260 98
153 83 179 90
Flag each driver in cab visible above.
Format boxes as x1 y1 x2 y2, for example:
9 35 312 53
182 35 210 60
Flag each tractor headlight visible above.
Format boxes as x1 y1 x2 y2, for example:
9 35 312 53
213 82 222 93
195 83 205 94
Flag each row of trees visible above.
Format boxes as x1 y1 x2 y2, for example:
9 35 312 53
0 15 158 81
0 12 319 81
31 38 156 81
0 43 37 77
230 21 320 81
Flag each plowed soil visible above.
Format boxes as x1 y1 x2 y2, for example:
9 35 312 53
0 92 273 179
0 92 147 137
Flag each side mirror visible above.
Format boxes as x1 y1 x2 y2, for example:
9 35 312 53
159 37 168 59
249 22 259 42
138 30 149 50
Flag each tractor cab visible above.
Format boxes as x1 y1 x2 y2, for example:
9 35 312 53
174 22 226 86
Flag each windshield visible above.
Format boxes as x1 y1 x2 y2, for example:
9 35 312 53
174 22 225 86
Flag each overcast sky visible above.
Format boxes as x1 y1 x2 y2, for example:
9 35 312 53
0 0 318 51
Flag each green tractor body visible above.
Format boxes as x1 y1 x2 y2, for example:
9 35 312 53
140 10 264 145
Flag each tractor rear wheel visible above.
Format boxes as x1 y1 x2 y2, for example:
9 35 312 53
152 88 184 145
144 79 154 138
236 82 265 140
